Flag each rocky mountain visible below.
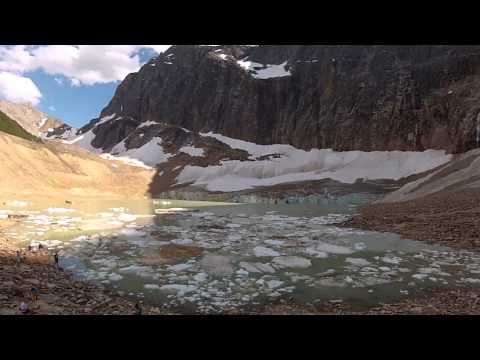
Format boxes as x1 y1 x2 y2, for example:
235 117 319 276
65 45 480 194
78 45 480 154
0 100 73 139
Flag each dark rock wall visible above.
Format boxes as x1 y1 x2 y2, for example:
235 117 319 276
83 45 480 154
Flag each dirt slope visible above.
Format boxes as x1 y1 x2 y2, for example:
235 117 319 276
0 132 154 201
379 148 480 203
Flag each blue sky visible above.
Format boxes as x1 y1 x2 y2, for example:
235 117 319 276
0 46 170 128
28 70 118 127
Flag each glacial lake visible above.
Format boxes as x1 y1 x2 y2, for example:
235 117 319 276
3 195 480 313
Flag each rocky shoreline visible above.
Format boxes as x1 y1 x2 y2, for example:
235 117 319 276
0 221 166 315
235 287 480 315
340 188 480 251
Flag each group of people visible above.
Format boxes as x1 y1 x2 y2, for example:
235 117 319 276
16 246 145 315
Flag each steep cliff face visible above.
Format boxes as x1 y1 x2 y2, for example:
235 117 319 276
81 45 480 154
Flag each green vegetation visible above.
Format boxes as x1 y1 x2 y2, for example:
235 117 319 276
0 110 41 142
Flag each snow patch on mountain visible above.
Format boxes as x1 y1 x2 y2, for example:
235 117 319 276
179 146 205 157
96 113 117 126
62 130 102 153
109 137 172 166
237 59 291 79
100 153 153 169
176 133 452 192
137 121 158 129
38 117 48 129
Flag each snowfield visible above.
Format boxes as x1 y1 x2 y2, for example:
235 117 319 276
175 133 452 192
62 125 452 192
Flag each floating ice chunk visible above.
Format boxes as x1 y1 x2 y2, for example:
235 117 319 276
256 279 265 285
160 284 197 296
264 239 285 246
381 256 403 265
6 200 28 207
239 262 275 274
345 257 371 267
304 247 329 258
412 273 428 280
47 208 75 214
239 261 261 273
171 238 194 245
254 263 276 273
272 256 311 269
193 272 208 283
118 265 151 274
91 258 117 269
120 228 147 237
253 246 280 257
462 278 480 284
109 273 123 281
168 263 192 272
359 277 392 287
110 207 127 213
267 280 284 289
316 243 354 255
236 269 249 276
316 278 347 288
144 284 161 290
155 208 191 214
118 214 137 222
353 242 367 251
100 212 115 218
201 255 234 276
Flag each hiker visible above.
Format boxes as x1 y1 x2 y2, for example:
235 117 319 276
28 245 32 252
38 243 44 250
134 303 142 315
16 251 22 265
19 302 29 315
54 252 59 269
31 287 39 302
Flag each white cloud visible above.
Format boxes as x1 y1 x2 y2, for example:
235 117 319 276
0 71 42 105
0 45 171 87
54 77 64 86
48 105 56 111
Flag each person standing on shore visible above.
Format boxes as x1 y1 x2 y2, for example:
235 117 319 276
134 303 142 315
15 251 21 265
31 287 39 302
54 252 59 269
